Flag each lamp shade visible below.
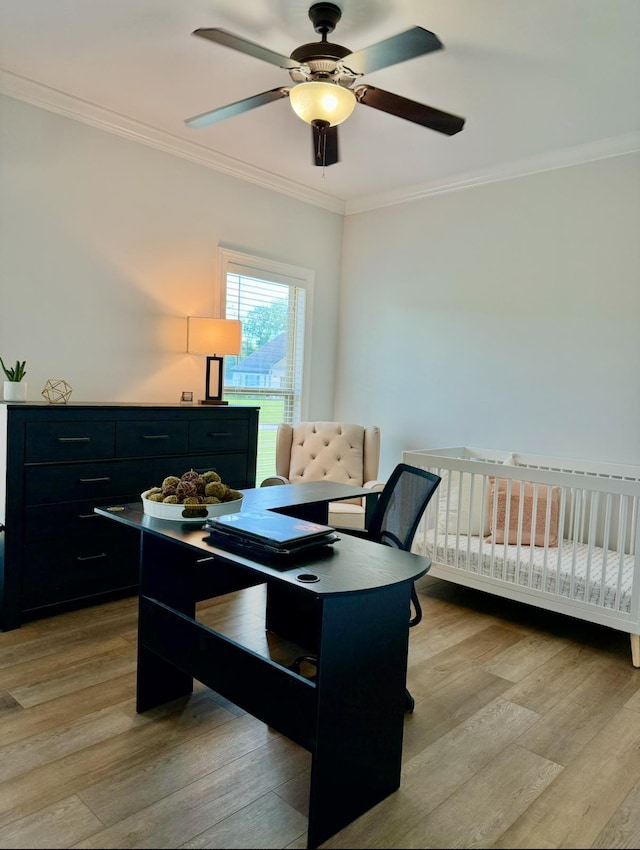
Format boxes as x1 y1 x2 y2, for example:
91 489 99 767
187 317 242 355
289 81 356 127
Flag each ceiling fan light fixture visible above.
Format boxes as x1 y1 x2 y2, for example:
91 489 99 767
187 10 465 165
289 80 356 127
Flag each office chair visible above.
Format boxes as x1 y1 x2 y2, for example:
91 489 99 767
290 463 442 713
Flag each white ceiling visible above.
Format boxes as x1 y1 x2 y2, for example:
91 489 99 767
1 0 639 213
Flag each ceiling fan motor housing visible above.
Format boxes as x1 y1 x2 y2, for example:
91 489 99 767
290 5 356 86
295 1 349 71
290 41 351 64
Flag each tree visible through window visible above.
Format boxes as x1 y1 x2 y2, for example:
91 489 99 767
242 300 288 353
217 248 313 483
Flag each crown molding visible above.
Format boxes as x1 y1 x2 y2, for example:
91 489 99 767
0 69 345 215
344 132 640 215
2 69 638 218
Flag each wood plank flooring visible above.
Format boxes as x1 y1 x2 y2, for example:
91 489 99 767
1 574 639 849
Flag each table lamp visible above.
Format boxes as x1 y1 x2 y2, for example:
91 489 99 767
187 317 242 405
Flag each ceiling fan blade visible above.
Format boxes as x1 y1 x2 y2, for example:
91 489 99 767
343 27 442 76
312 124 339 167
185 88 289 129
193 28 300 70
355 85 465 135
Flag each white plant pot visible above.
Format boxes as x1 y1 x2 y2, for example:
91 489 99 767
3 381 27 402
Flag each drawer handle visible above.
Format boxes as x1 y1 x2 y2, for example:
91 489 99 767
77 553 107 561
79 477 111 484
141 434 169 440
207 431 233 438
58 436 91 443
78 513 101 520
196 556 215 564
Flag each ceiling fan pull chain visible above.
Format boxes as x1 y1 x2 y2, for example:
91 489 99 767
317 132 326 177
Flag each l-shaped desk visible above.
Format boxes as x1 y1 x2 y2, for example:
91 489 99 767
96 482 430 849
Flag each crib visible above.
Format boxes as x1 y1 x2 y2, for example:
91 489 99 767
402 446 640 667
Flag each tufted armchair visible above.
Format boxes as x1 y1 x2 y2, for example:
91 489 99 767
260 422 383 529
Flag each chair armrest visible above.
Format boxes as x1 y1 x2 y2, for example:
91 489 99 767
364 480 385 493
260 475 290 487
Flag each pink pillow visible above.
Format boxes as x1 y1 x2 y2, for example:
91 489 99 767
486 477 559 547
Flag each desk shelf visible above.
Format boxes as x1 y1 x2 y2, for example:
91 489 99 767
140 596 317 751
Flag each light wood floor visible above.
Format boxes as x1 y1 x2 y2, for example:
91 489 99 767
1 574 640 849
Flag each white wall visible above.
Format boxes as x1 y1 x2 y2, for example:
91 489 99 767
0 95 344 415
337 153 640 474
3 95 638 477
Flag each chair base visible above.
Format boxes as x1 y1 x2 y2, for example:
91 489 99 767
405 689 415 713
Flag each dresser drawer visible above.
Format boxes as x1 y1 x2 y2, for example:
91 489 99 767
151 453 249 491
25 459 154 506
21 526 140 610
25 421 115 462
116 421 188 457
188 419 250 453
24 497 141 541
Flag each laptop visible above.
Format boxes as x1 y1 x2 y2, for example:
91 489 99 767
206 509 339 557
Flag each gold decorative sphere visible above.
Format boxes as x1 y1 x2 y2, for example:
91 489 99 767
42 378 73 404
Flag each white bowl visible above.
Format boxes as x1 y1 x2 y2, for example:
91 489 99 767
141 490 243 522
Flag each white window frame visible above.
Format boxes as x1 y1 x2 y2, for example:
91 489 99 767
216 246 314 422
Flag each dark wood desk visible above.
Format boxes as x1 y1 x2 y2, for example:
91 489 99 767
96 483 429 849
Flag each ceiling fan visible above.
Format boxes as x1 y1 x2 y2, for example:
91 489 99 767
185 2 465 168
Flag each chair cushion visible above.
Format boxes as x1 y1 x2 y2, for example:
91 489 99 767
329 501 366 530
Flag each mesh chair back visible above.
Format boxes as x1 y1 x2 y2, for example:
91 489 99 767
368 463 441 552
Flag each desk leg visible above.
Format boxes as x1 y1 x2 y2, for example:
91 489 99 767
265 500 327 645
307 583 410 849
137 637 193 713
136 533 196 713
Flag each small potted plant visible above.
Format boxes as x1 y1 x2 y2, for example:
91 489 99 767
1 357 27 403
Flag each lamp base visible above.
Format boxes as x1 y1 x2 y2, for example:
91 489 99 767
202 355 226 404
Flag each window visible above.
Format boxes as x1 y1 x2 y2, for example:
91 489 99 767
217 248 314 483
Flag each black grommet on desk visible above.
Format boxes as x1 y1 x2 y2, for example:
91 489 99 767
296 573 320 583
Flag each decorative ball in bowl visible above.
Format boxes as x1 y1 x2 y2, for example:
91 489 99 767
141 469 243 522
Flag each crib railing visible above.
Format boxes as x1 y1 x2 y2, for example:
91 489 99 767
406 447 640 548
403 447 640 619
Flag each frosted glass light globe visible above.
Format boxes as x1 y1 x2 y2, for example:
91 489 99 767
289 81 356 126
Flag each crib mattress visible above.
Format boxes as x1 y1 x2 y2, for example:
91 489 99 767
413 530 635 614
